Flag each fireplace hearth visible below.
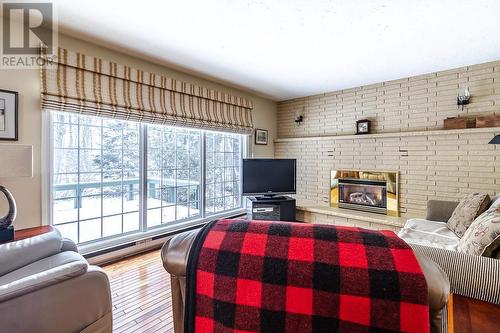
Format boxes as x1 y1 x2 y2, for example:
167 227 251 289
331 170 399 216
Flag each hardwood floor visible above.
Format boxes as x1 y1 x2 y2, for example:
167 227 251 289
102 250 174 333
450 294 500 333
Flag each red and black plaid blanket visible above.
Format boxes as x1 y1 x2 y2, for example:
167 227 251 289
185 219 429 333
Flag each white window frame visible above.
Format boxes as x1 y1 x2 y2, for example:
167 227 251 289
43 111 247 254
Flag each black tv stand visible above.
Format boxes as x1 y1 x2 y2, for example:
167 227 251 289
246 196 296 222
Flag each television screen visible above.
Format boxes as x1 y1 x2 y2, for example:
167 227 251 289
242 159 296 196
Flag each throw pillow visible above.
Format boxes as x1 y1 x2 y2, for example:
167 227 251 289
457 207 500 257
490 195 500 209
447 193 490 237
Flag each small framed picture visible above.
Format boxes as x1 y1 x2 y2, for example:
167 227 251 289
356 119 370 135
0 90 18 141
254 129 268 145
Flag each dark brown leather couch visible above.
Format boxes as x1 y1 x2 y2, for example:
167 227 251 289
162 228 450 333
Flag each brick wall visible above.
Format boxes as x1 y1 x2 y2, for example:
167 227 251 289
275 61 500 217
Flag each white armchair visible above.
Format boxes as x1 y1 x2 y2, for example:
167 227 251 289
0 230 112 333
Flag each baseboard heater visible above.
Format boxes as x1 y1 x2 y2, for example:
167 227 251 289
84 223 205 265
84 213 246 265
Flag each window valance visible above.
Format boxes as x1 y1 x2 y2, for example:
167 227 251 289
41 48 254 134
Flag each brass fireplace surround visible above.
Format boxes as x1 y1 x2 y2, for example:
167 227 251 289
330 170 399 217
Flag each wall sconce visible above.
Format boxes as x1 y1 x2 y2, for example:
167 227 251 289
457 86 470 110
294 112 304 126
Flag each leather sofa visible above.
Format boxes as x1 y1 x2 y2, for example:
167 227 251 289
0 229 112 333
162 228 450 333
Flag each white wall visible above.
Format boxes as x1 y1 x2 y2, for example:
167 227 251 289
0 33 277 230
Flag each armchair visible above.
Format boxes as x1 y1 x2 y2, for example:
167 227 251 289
0 229 112 333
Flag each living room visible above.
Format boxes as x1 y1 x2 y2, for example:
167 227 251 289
0 1 499 332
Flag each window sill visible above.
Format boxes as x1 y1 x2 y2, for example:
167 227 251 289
78 208 246 256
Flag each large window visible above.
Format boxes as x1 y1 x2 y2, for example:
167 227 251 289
146 126 202 227
50 112 244 245
205 132 242 214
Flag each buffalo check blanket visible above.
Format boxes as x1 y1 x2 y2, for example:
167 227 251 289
185 219 429 333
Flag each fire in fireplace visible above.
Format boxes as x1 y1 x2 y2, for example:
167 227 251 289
338 179 387 214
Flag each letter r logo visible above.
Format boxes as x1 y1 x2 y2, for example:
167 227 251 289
1 2 54 55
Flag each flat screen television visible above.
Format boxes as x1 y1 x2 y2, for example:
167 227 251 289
242 159 296 197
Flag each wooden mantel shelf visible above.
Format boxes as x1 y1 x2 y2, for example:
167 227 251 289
275 126 500 143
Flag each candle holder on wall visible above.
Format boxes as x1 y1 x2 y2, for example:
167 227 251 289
457 86 470 110
294 112 304 126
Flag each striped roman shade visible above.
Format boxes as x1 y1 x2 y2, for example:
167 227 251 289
41 48 254 134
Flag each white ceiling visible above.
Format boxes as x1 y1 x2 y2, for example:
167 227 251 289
52 0 500 101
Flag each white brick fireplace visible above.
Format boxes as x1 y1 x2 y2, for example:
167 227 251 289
275 60 500 219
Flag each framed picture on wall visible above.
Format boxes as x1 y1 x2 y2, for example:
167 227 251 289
0 90 18 141
255 129 268 145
